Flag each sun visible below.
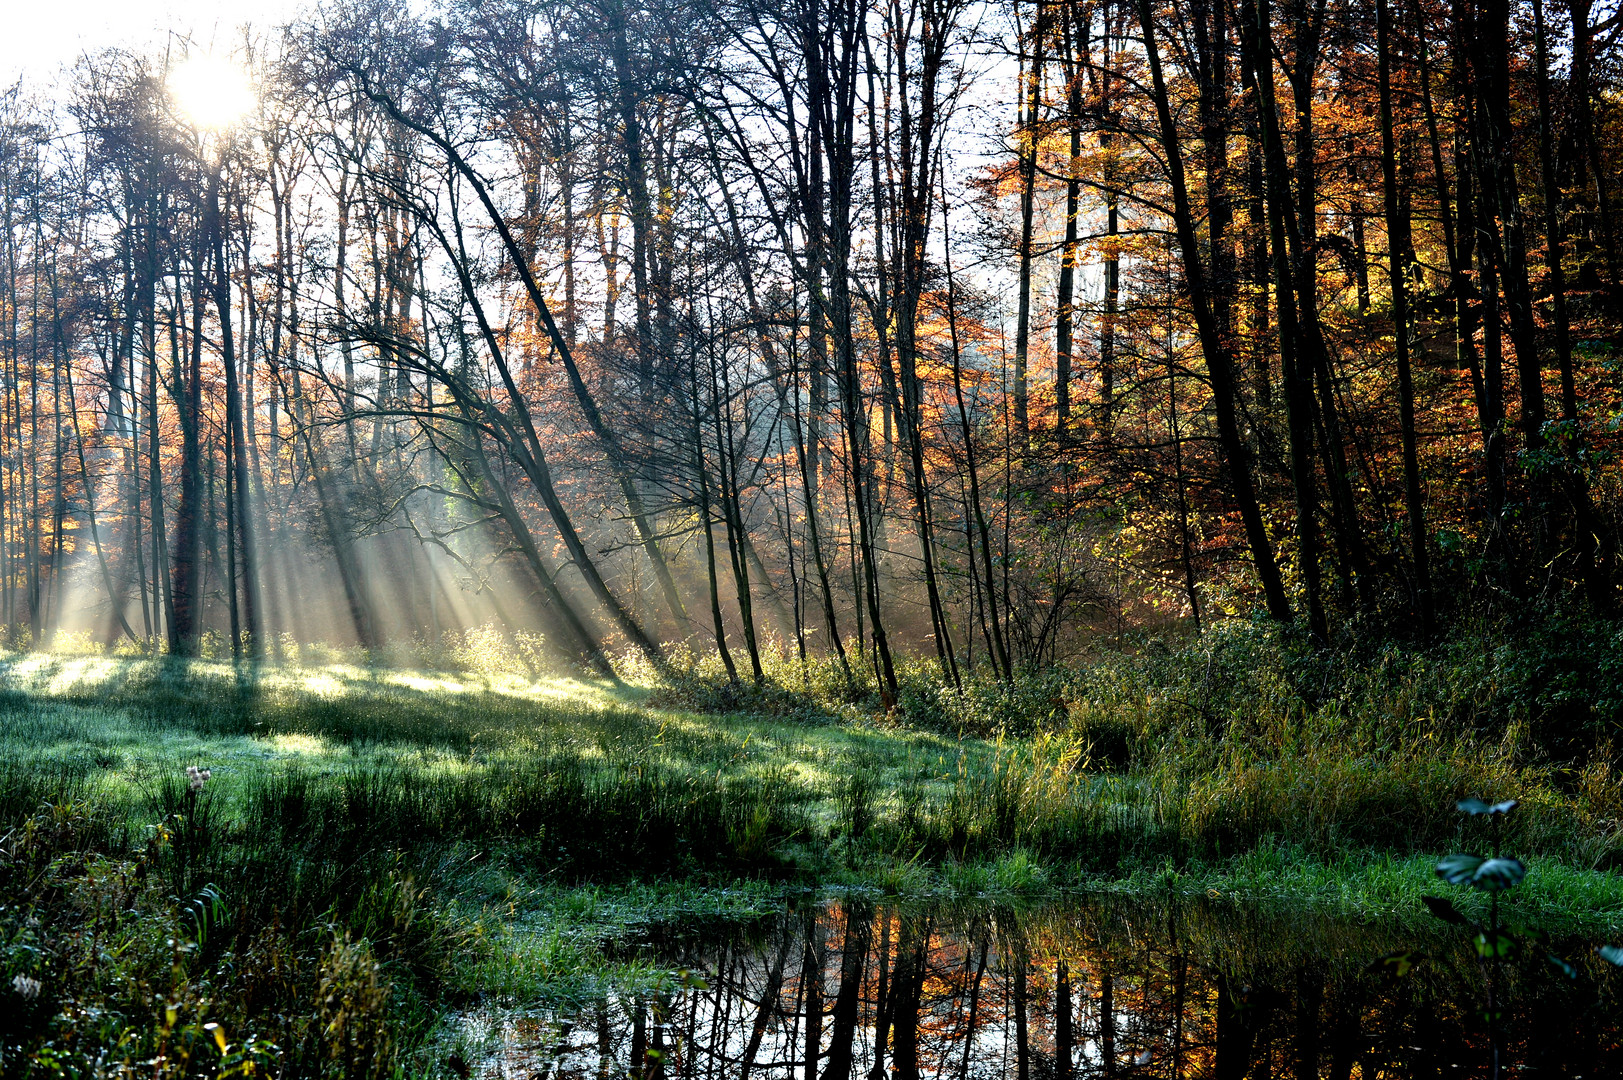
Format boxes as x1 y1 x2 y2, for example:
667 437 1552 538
168 55 255 131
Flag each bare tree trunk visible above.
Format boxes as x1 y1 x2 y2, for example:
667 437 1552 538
710 337 764 680
1477 0 1548 563
704 126 849 670
211 158 261 658
1378 0 1433 622
1055 4 1084 435
1137 0 1294 624
1099 0 1120 435
883 11 961 685
1011 4 1044 446
1533 0 1609 606
943 190 1011 679
695 388 738 681
448 417 612 674
169 221 209 655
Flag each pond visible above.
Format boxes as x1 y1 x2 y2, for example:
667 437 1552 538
467 894 1622 1078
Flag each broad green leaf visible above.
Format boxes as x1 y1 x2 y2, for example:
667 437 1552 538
1471 858 1527 893
1456 798 1518 816
1422 895 1468 925
1436 853 1485 886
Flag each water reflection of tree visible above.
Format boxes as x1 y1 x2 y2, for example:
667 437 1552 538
535 898 1623 1079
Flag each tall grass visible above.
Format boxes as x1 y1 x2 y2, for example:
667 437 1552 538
4 611 1623 1074
657 612 1623 870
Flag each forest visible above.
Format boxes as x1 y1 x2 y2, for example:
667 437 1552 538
0 0 1614 681
7 0 1623 1073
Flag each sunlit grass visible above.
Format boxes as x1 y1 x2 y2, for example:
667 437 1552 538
7 639 1623 1076
2 643 1619 895
0 649 989 864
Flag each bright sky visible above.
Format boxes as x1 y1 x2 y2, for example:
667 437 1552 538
2 0 310 92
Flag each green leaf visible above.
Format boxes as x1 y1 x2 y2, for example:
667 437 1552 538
1436 853 1485 886
1457 798 1519 816
1472 858 1527 893
1598 945 1623 967
1436 854 1526 891
1422 895 1469 925
1474 930 1518 960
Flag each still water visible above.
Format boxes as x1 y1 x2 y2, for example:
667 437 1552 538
474 895 1622 1078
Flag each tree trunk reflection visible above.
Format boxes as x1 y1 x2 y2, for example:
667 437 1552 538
498 899 1623 1079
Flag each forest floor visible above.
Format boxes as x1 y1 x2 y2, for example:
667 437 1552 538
4 625 1623 1073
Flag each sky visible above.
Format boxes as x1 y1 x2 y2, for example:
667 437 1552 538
2 0 309 92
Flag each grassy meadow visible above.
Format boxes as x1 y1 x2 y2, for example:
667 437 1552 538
5 615 1623 1075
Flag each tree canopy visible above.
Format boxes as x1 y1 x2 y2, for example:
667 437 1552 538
1 0 1619 685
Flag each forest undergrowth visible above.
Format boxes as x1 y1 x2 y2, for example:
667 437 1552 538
4 612 1623 1075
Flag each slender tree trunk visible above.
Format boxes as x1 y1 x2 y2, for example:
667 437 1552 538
64 351 136 643
1099 0 1120 435
703 128 849 670
698 421 739 682
169 222 209 655
1055 4 1084 435
1378 0 1433 622
886 78 960 685
943 190 1011 678
417 192 665 665
1012 4 1045 446
1477 0 1547 477
1533 0 1609 606
211 157 261 658
710 338 764 681
1168 339 1203 630
1142 0 1293 623
1195 0 1232 335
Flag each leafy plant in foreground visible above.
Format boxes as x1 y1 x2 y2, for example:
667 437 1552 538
1420 798 1536 1080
